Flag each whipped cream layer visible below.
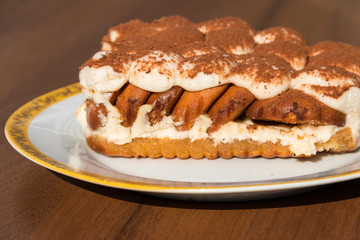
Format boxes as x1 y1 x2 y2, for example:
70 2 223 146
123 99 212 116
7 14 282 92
80 49 294 99
80 66 127 93
290 66 360 146
291 66 360 114
82 16 317 99
196 17 255 36
129 51 182 92
254 27 306 45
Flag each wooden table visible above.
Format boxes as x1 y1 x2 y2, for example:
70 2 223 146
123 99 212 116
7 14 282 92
2 0 360 239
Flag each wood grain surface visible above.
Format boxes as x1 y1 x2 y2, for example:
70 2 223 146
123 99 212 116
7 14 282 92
1 0 360 239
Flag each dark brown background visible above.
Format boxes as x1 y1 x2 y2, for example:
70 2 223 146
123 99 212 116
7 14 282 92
1 0 360 239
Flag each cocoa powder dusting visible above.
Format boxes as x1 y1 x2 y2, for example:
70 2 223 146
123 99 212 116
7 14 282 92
81 51 134 73
296 65 360 89
83 15 360 98
196 16 255 35
307 50 360 76
310 85 352 99
152 26 204 45
256 26 306 45
179 53 237 78
230 53 293 84
308 40 360 56
151 15 194 30
107 19 155 40
205 29 255 53
253 41 308 64
105 37 175 55
175 42 225 57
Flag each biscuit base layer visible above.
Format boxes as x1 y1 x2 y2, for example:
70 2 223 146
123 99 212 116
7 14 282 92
85 127 355 159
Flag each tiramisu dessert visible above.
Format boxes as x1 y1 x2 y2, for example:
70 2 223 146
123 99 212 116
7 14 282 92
76 16 360 159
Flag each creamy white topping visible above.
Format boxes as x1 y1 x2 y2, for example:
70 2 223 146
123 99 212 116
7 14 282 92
291 69 360 114
228 72 290 99
197 21 254 36
79 66 128 93
254 28 303 44
129 51 183 92
228 45 253 55
109 30 119 42
92 51 109 60
254 32 276 44
288 57 307 71
101 42 112 51
228 55 293 99
197 25 208 33
181 46 222 58
80 50 293 98
177 54 238 91
342 64 360 77
346 112 360 147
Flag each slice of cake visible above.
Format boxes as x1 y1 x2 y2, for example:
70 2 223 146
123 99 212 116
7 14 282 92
76 16 360 159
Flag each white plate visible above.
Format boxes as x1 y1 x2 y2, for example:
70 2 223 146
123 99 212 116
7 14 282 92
5 83 360 201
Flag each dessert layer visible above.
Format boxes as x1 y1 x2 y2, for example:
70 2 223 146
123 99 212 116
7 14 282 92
85 127 353 159
76 103 356 156
80 16 360 111
78 16 360 157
